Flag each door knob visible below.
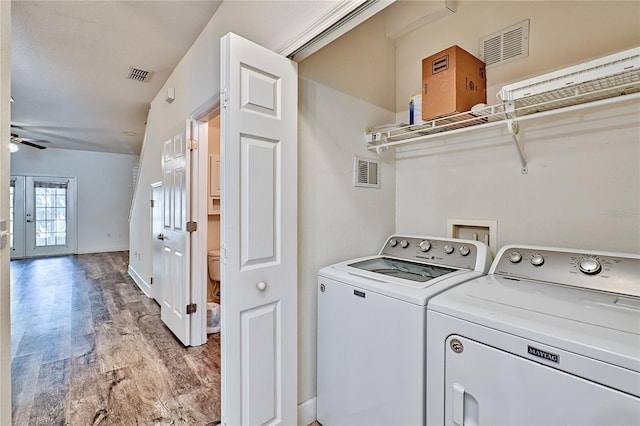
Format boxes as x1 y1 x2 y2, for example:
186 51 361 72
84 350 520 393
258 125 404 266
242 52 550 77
157 233 166 240
256 281 267 291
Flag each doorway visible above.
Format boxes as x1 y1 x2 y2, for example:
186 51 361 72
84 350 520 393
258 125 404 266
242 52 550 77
10 175 77 259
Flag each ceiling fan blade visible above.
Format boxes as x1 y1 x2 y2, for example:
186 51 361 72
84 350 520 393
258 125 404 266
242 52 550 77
20 137 50 144
19 140 47 150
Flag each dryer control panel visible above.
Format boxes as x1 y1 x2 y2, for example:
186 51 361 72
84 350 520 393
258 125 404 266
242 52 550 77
379 235 489 272
492 245 640 297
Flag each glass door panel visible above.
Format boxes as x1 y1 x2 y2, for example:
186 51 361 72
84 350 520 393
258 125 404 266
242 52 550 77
24 176 77 257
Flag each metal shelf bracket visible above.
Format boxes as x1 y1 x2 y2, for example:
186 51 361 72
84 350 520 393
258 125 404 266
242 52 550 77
507 119 528 174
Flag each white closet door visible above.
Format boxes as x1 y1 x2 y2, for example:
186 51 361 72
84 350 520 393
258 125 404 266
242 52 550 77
220 32 298 426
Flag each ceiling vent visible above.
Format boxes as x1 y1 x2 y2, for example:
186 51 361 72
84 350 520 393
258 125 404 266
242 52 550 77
127 66 152 82
354 156 380 189
480 19 529 68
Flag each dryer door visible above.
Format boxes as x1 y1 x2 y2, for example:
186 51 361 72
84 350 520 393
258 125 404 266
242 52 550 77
444 335 640 425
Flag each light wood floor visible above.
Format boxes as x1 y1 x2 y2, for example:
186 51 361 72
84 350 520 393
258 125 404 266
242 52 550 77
10 251 221 425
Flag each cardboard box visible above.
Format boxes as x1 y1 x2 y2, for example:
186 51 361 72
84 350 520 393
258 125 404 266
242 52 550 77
422 45 486 121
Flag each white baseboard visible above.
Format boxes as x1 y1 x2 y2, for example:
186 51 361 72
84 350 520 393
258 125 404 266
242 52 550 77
297 397 317 426
127 265 152 298
77 245 130 254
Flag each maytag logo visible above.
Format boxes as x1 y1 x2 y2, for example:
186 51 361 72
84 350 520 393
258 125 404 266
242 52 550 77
527 345 559 363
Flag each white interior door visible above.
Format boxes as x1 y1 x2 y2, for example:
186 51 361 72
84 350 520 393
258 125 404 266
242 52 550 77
220 32 298 426
160 121 192 346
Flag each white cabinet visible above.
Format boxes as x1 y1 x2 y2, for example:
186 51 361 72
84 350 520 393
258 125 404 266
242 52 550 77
208 153 220 215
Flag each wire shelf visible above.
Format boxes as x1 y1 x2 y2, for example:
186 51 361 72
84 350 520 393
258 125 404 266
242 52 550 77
366 48 640 152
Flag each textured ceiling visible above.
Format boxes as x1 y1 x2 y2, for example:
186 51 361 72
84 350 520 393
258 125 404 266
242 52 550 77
10 1 222 155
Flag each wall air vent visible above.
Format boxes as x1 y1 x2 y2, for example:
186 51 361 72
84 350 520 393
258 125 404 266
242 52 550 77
354 156 380 188
127 66 152 82
480 19 529 68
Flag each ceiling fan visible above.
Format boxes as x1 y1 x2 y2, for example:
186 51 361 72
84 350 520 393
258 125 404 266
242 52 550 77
10 132 50 150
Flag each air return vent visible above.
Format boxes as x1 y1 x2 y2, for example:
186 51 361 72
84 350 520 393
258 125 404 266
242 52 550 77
354 156 380 188
127 66 152 82
480 19 529 68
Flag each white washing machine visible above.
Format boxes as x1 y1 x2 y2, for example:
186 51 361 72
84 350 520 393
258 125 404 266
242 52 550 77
426 245 640 426
317 235 491 426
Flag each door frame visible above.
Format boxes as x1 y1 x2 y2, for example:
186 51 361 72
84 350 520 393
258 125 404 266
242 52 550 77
10 174 77 259
190 100 218 346
9 175 25 259
150 181 163 302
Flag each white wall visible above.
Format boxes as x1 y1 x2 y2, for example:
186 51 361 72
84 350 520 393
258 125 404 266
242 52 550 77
298 9 397 404
0 1 11 422
11 147 139 254
392 1 640 254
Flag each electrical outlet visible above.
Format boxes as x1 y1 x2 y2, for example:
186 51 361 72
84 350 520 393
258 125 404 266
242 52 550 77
448 219 497 256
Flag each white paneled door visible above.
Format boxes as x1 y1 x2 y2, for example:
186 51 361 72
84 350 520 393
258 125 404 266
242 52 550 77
160 122 192 346
220 33 298 426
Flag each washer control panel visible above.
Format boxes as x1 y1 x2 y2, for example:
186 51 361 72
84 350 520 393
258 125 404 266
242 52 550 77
380 235 483 270
493 246 640 297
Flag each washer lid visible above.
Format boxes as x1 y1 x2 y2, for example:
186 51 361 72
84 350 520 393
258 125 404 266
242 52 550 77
348 257 455 282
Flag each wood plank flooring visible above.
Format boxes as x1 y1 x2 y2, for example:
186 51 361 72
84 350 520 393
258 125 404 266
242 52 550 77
10 251 221 425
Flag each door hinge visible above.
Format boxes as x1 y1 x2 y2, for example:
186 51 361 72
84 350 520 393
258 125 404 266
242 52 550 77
187 139 198 150
186 303 197 314
186 221 197 232
150 199 155 208
221 88 228 109
150 277 153 285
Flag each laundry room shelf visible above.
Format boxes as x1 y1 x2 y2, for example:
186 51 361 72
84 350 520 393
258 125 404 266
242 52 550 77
366 47 640 170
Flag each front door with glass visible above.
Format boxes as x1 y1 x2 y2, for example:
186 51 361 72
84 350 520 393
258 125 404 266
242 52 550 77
10 175 77 258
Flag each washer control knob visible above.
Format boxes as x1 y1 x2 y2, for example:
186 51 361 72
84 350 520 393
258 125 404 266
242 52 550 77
459 246 471 256
509 252 523 263
400 239 410 249
419 240 431 252
389 239 398 247
578 257 602 275
530 254 545 266
444 244 455 254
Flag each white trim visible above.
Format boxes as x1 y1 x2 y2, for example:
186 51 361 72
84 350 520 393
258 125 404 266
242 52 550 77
188 118 209 347
447 218 498 257
277 0 395 61
297 397 317 426
77 245 129 255
128 264 152 298
128 107 152 222
192 94 221 122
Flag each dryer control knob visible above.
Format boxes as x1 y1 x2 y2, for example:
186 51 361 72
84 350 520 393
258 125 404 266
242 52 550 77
419 240 431 252
400 239 410 248
530 254 545 266
509 252 523 263
389 239 398 247
459 246 471 256
444 244 455 254
578 257 602 275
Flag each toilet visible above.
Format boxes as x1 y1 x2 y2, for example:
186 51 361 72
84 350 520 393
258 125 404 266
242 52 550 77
207 249 221 302
207 249 221 334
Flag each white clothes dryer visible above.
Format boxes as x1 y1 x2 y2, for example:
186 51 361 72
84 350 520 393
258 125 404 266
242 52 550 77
317 235 491 426
426 245 640 426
